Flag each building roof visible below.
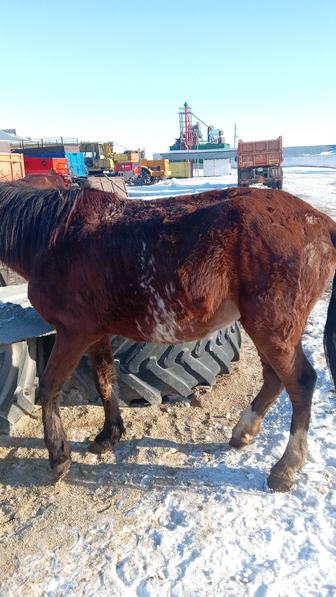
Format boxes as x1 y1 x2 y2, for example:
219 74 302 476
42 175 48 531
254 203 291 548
0 129 26 143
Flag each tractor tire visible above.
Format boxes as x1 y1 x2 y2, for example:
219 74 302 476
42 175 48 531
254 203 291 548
0 340 38 434
140 168 152 186
70 323 241 406
0 322 241 434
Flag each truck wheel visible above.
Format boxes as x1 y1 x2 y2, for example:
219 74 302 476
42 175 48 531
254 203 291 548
277 181 283 190
140 168 152 186
69 323 241 406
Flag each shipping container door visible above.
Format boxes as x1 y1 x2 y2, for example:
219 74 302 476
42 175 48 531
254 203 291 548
204 159 230 176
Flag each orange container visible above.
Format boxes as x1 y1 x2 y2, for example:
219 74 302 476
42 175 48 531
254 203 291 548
23 156 69 177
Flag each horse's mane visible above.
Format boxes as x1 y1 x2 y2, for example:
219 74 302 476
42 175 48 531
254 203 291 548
0 182 83 269
0 180 243 274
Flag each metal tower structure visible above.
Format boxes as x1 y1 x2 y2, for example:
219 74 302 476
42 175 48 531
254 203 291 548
179 102 194 150
173 102 226 151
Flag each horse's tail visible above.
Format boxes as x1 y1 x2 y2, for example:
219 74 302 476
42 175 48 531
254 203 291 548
324 268 336 390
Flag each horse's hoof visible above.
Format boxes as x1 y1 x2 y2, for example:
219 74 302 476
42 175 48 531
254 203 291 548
267 471 295 492
229 435 246 448
89 421 126 454
52 457 71 481
229 434 253 448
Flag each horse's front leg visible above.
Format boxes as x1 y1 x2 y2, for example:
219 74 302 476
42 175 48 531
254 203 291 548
88 336 125 454
39 331 90 479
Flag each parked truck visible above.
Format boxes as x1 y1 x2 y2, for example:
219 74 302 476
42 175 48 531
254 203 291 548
237 136 283 189
23 156 71 185
140 159 171 183
14 143 88 184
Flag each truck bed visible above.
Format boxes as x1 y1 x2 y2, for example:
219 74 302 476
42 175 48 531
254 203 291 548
238 137 283 169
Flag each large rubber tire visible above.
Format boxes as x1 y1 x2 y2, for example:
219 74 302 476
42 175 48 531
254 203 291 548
0 323 241 434
70 323 241 406
0 340 37 434
140 168 152 186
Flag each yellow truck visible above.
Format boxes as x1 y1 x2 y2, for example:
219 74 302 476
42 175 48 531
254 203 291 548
140 159 171 184
79 142 115 175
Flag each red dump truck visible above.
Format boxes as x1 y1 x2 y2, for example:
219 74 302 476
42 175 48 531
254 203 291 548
237 136 283 189
23 156 71 185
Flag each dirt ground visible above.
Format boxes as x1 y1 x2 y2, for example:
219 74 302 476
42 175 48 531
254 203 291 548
0 331 262 589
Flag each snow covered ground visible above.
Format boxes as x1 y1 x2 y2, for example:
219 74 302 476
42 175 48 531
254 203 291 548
1 167 336 596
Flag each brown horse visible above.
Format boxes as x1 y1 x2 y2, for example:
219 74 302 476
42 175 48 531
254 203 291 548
0 180 336 492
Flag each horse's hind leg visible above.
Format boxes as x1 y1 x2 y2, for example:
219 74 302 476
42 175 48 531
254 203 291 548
267 344 316 491
39 331 90 479
230 357 284 447
88 336 125 454
239 329 315 490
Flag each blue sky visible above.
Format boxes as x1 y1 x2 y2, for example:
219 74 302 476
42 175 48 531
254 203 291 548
1 0 335 155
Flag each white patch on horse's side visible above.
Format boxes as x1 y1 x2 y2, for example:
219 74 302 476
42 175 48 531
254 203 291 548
305 214 319 225
148 255 156 272
152 317 178 343
137 242 178 342
231 405 261 442
303 243 318 268
139 241 147 272
135 320 145 336
148 286 179 343
164 283 175 297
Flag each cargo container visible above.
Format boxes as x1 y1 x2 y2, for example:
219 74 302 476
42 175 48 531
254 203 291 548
14 146 87 180
113 151 140 163
23 156 69 179
169 161 193 178
114 162 141 174
0 153 25 182
237 136 283 189
65 152 88 178
203 159 231 177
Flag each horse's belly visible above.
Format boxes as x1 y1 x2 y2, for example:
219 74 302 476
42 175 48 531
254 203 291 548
133 299 240 344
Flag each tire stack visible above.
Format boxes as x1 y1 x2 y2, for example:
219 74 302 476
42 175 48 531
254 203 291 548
0 340 38 434
0 266 39 433
71 323 241 406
